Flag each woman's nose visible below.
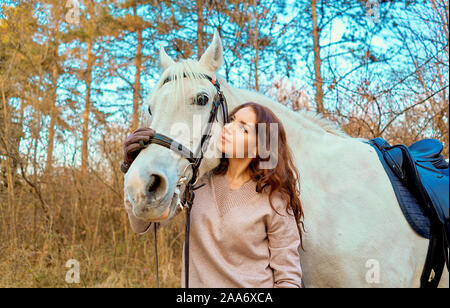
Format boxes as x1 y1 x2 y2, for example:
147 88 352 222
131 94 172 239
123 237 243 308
223 122 235 135
223 122 231 133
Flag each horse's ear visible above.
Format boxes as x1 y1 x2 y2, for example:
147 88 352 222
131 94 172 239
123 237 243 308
199 29 223 72
159 45 175 71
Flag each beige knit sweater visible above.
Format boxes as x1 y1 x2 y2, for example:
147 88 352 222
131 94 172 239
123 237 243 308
124 171 303 288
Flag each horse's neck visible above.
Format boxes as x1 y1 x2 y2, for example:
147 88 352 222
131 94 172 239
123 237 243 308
222 81 330 142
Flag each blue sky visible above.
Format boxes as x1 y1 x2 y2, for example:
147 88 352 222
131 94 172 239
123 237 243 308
2 0 446 170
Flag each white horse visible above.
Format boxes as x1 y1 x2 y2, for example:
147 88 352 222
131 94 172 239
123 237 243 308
124 30 449 287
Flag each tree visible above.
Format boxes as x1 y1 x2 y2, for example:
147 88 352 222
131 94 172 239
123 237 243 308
0 1 52 244
108 0 161 131
64 0 116 175
310 0 324 113
293 0 406 114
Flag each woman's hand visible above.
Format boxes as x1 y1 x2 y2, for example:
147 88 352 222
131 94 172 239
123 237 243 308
120 127 156 174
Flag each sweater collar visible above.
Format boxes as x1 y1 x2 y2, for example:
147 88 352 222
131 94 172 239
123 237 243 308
211 172 261 215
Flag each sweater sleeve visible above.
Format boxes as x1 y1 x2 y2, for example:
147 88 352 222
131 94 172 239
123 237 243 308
266 195 303 288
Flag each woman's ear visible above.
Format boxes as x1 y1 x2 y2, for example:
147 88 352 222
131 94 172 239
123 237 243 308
199 29 223 72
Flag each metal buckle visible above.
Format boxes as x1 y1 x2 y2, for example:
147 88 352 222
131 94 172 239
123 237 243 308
176 163 191 211
177 198 188 210
176 176 188 186
177 162 194 186
175 162 201 211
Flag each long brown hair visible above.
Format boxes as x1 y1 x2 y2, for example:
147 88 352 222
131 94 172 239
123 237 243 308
212 102 306 250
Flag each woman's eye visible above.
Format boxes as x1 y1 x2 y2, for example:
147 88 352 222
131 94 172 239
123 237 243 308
231 116 247 133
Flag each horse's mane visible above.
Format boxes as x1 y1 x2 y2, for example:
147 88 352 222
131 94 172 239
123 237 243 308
150 59 356 140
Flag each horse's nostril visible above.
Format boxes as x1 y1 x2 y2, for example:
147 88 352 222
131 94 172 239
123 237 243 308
146 174 168 204
148 174 162 194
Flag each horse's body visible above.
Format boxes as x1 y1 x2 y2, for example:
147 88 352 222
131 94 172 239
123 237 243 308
124 30 448 287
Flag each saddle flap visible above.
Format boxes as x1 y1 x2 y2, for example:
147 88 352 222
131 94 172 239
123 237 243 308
384 147 405 180
416 161 449 225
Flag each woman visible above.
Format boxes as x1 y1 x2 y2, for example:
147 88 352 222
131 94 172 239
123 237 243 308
121 102 305 288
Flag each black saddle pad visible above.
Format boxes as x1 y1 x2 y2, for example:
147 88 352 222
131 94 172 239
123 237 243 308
366 140 432 238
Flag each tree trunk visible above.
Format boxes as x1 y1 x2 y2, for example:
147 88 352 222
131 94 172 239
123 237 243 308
81 41 94 175
310 0 325 114
197 0 204 59
131 27 143 131
253 0 260 91
46 64 58 173
1 83 17 247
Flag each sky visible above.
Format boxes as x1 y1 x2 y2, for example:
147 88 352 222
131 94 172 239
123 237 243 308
2 0 446 171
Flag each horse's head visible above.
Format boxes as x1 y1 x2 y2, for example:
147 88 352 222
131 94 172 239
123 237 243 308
125 30 228 221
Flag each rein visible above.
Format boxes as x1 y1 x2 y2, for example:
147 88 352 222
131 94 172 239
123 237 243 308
146 73 230 288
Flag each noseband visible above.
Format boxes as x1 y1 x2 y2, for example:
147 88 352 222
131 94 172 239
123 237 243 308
144 73 230 288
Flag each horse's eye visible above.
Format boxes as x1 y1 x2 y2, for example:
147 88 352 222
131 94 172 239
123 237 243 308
148 105 152 116
194 92 209 106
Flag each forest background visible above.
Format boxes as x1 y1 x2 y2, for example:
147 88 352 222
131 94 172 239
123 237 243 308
0 0 448 287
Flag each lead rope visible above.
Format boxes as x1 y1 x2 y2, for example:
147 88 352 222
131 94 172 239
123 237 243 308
154 222 159 288
184 204 191 288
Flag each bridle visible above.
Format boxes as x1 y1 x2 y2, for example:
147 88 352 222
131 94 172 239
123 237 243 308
143 73 230 288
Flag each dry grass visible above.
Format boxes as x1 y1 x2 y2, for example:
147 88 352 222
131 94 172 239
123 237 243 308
0 166 186 288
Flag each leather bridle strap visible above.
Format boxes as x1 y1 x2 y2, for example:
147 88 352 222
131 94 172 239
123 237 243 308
145 73 229 288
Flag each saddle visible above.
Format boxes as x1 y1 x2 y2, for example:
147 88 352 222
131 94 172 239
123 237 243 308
367 137 449 288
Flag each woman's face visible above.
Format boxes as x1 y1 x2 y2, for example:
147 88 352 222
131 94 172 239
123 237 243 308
216 107 257 158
